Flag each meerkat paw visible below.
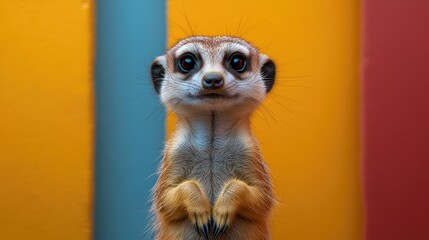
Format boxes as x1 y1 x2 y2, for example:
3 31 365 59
188 198 211 240
212 201 235 239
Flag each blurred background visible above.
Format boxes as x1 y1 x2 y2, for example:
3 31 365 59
0 0 428 240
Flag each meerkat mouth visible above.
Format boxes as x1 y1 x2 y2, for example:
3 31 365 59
187 93 239 100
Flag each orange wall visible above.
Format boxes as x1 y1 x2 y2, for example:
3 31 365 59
168 0 362 239
0 1 93 239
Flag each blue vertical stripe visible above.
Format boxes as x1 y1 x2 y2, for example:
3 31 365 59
94 1 166 239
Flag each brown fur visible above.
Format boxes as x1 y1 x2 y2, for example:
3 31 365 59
151 36 276 240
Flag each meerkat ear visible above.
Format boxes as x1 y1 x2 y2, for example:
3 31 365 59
260 55 276 93
150 56 166 94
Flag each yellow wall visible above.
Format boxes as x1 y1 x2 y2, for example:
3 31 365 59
0 1 93 239
168 0 362 239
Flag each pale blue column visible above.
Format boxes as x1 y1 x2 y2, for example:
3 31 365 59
94 1 166 239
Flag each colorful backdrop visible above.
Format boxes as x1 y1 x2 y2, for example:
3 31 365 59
0 1 93 239
0 0 428 239
167 1 362 240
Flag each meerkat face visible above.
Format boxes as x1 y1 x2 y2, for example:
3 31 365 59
150 36 275 115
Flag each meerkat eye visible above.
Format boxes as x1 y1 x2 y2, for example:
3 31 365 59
178 53 197 73
229 53 247 73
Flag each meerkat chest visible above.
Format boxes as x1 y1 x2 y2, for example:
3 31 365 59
170 127 254 202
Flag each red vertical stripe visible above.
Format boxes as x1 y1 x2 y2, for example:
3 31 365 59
362 0 429 239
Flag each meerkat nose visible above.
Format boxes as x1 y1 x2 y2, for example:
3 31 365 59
202 73 224 90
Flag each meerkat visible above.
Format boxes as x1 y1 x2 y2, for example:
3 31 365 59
150 36 276 240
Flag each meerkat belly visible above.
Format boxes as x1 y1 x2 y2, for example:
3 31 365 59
173 136 251 203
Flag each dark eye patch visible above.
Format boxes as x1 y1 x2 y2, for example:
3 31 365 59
175 52 202 78
224 52 250 78
178 53 197 73
229 52 247 73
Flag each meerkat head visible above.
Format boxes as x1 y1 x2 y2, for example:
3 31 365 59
150 36 275 115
